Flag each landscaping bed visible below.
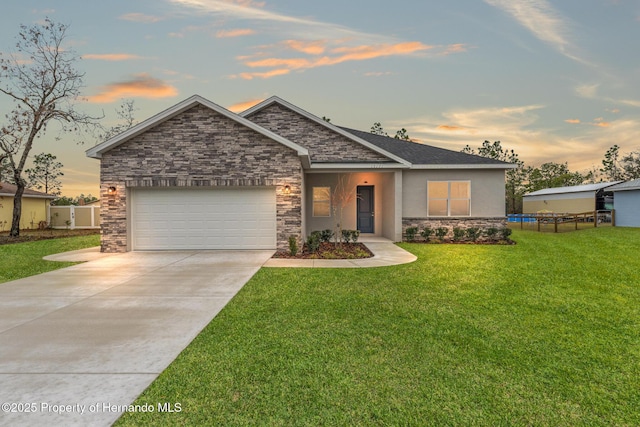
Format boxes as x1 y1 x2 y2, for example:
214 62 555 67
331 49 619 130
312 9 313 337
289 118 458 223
0 229 99 246
273 242 373 259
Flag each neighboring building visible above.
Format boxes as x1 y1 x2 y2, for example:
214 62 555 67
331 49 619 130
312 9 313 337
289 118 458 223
608 179 640 227
0 182 56 230
86 95 515 252
522 182 620 214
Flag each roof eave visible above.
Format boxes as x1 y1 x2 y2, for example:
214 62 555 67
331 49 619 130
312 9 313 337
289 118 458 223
410 163 517 170
308 163 408 170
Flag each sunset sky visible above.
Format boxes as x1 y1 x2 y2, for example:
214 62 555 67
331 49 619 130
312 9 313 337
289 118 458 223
1 0 639 197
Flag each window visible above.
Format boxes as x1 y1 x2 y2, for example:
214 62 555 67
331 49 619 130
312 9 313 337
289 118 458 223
313 187 331 217
427 181 470 216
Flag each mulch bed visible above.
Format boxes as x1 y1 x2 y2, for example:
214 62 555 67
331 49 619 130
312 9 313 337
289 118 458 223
0 229 100 246
273 242 374 259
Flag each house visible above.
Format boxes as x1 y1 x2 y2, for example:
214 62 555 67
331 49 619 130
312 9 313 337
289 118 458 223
522 182 620 214
608 179 640 227
0 182 56 231
86 95 514 252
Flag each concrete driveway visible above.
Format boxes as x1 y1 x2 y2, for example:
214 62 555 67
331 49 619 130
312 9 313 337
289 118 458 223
0 250 273 427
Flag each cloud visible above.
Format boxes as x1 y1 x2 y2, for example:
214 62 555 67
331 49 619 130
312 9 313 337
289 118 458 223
237 41 433 78
565 119 581 124
119 13 165 23
216 28 255 38
483 0 587 63
364 71 393 77
437 125 467 131
227 98 264 112
88 74 178 103
575 83 640 108
397 105 640 172
167 0 465 78
167 0 404 42
283 40 327 55
230 69 291 80
83 53 144 61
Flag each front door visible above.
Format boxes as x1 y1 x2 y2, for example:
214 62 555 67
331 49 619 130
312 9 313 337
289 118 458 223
357 186 374 233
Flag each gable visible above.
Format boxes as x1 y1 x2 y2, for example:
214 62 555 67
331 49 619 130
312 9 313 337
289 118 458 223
244 102 395 164
100 104 303 186
87 95 308 160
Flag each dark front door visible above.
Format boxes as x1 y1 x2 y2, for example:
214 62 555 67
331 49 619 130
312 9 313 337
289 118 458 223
357 186 374 233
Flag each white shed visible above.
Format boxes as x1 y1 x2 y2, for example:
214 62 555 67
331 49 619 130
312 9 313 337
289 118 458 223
608 179 640 227
522 182 620 214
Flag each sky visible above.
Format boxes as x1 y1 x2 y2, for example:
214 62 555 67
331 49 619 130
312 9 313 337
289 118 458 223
1 0 639 197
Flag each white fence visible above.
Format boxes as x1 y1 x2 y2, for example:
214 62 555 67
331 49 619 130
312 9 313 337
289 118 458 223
48 205 101 229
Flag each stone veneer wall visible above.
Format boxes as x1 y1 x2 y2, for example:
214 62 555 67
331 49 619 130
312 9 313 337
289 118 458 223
100 104 303 252
402 217 508 241
246 103 391 163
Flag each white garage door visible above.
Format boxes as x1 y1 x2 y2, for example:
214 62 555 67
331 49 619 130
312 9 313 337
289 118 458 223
131 187 276 250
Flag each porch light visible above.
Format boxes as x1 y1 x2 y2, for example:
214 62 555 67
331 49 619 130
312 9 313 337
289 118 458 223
107 186 117 195
283 185 291 194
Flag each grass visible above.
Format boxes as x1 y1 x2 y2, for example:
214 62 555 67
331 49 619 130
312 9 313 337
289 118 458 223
112 227 637 426
0 234 100 283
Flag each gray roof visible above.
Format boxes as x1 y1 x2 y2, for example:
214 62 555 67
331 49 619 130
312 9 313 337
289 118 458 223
607 178 640 192
0 182 56 199
340 127 512 166
524 181 622 197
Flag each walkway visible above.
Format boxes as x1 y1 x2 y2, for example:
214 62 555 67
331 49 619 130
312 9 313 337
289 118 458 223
263 237 416 268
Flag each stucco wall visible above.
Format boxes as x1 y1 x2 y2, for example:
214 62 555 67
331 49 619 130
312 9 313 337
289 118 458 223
246 103 391 163
0 196 50 230
402 169 506 217
613 190 640 227
99 104 303 252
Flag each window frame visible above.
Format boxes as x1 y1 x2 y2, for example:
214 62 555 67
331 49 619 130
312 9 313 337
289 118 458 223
312 186 332 217
427 180 471 217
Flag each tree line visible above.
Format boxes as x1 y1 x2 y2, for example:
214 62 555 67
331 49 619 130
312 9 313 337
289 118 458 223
462 140 640 214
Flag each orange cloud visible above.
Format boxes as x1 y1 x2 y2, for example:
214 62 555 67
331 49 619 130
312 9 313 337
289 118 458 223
227 98 264 112
216 28 255 38
594 121 611 128
330 42 431 61
88 74 178 103
441 43 468 55
119 13 164 23
240 41 432 78
437 125 466 131
84 53 143 61
234 69 291 80
283 40 327 55
564 119 581 124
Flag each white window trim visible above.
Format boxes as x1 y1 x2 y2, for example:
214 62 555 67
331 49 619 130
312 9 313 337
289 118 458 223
312 186 332 217
427 180 471 217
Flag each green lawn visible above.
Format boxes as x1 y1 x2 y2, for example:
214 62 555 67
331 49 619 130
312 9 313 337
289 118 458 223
114 227 638 426
0 235 100 283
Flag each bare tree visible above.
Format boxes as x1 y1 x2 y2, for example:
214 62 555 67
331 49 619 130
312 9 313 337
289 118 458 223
0 18 97 236
330 174 359 247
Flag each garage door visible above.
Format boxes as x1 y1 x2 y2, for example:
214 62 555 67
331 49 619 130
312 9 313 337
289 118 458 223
131 187 276 250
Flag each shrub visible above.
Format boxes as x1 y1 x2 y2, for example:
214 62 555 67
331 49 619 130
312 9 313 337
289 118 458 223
466 227 482 242
435 227 448 241
288 235 299 256
501 227 513 240
306 232 321 253
405 227 418 241
452 227 465 242
420 227 433 241
341 229 360 244
319 229 334 243
485 227 499 241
